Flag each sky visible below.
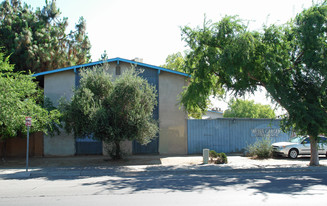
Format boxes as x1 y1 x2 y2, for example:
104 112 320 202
24 0 316 112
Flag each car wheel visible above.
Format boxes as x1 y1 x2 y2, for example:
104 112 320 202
289 149 298 159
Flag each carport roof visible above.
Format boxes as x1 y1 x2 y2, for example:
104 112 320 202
32 57 189 77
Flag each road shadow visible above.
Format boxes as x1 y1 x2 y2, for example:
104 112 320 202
247 171 327 195
2 155 327 197
78 166 327 196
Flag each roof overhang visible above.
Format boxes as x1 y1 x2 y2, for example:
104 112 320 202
32 57 190 77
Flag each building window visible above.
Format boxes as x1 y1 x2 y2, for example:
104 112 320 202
116 65 121 75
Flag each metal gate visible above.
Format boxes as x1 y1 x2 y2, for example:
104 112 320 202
188 118 292 154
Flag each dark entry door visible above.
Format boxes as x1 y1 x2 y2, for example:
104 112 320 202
75 136 103 155
133 137 159 154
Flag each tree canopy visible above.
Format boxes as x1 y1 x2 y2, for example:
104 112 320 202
0 0 91 73
0 51 61 143
223 99 276 119
161 52 186 72
60 66 159 159
180 2 327 166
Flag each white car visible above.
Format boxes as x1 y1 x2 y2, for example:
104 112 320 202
272 136 327 159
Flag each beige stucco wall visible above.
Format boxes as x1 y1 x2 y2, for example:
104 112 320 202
44 130 76 156
101 62 130 79
44 70 75 107
158 71 188 155
44 70 76 156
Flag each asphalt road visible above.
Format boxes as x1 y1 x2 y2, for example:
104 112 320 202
1 168 327 206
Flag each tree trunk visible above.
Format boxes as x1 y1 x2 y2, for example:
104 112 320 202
309 136 319 166
114 141 121 160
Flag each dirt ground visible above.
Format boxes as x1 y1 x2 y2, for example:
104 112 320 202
1 154 327 169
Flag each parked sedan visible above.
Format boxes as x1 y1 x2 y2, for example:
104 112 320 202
272 136 327 159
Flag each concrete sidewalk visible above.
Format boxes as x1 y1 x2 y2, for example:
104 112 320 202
1 155 327 179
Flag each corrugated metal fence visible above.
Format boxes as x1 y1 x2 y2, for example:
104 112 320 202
188 118 292 154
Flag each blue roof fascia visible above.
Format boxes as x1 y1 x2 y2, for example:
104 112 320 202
32 60 107 77
33 57 190 77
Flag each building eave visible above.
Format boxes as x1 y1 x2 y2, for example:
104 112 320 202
32 57 190 77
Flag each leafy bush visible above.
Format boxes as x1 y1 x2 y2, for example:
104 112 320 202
246 136 272 159
209 150 218 158
209 150 228 164
216 153 228 164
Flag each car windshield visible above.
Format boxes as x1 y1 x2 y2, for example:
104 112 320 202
290 137 304 143
290 136 327 144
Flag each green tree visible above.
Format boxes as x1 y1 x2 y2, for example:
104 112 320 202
161 52 186 72
180 2 327 166
0 51 61 156
0 0 91 73
223 99 275 119
162 51 214 118
99 50 109 61
60 66 159 159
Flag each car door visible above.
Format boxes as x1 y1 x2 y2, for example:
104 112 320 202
318 137 327 154
299 138 311 155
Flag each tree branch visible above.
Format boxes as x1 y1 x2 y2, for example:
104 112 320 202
284 51 304 73
247 72 266 88
247 72 286 107
294 51 304 66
